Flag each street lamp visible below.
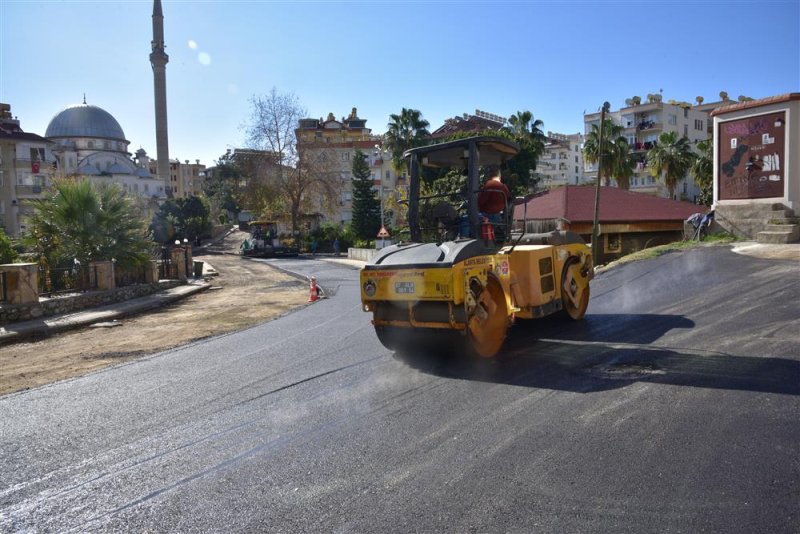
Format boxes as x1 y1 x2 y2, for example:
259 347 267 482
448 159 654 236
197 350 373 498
591 101 611 268
374 143 390 229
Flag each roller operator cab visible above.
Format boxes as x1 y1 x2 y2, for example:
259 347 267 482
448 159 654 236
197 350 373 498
359 136 593 358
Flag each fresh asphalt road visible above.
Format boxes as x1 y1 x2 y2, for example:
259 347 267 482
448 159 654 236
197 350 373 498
1 246 798 533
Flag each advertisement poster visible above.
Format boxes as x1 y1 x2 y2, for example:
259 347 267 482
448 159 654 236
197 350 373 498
718 111 786 199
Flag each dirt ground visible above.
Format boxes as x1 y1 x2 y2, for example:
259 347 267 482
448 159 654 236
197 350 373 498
0 230 309 397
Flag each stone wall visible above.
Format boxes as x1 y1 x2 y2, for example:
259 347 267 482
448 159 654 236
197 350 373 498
0 280 182 324
347 248 378 262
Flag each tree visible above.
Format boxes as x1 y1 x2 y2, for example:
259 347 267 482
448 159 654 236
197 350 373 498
504 110 547 194
0 227 18 264
151 196 212 244
243 87 341 236
26 179 153 272
203 151 243 223
582 119 633 188
646 131 696 198
691 139 714 206
385 108 431 173
350 150 382 244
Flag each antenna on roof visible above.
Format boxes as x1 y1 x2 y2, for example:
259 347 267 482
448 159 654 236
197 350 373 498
83 93 87 105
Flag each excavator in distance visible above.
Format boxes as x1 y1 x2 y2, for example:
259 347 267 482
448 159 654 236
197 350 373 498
359 136 593 358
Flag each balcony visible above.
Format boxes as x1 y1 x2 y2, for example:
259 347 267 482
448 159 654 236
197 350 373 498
630 141 657 152
636 120 662 132
16 185 44 197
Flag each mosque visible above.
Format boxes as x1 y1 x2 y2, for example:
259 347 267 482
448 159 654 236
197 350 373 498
45 99 167 199
0 0 172 237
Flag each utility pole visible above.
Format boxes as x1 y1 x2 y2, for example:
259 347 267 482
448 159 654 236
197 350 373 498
591 101 610 267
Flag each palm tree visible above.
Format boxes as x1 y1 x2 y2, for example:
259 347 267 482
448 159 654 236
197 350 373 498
691 138 713 205
582 119 632 187
646 131 696 198
27 179 153 273
507 110 546 154
385 108 431 173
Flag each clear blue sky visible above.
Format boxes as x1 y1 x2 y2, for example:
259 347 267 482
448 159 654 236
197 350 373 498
2 0 798 167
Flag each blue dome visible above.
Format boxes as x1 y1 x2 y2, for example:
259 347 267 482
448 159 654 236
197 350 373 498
45 103 127 141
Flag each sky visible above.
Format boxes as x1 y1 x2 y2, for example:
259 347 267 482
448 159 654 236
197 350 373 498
1 0 798 168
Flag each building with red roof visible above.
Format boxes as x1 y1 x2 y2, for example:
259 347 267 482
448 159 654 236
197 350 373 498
513 185 705 263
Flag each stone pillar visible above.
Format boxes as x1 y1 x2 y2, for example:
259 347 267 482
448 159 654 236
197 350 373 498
170 247 187 281
90 261 115 291
145 261 160 284
0 263 39 305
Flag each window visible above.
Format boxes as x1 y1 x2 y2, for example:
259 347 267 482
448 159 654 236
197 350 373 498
604 233 622 253
29 147 45 161
668 114 677 125
694 119 704 130
575 155 578 162
88 141 94 149
683 108 688 118
575 166 579 173
385 170 390 179
684 124 688 137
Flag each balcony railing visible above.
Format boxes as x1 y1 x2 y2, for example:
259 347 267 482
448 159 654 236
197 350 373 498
636 121 663 132
16 185 44 196
630 141 657 152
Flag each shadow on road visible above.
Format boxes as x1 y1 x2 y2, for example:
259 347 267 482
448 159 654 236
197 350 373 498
393 313 800 396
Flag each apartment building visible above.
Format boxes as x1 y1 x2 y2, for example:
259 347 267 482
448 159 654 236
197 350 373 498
0 103 57 237
431 109 506 139
538 131 585 190
149 158 206 198
296 108 397 226
583 92 741 202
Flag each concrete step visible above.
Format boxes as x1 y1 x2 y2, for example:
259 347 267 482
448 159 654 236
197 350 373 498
769 217 800 225
757 228 800 244
766 223 799 233
717 203 793 220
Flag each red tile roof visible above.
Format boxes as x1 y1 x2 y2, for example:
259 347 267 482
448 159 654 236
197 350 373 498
513 186 705 223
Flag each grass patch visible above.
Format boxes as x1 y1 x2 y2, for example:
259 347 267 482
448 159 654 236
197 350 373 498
599 233 738 271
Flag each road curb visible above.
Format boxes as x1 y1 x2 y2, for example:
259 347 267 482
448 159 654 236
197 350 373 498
0 282 211 346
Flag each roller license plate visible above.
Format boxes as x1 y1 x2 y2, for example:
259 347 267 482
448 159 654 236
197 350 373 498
394 281 416 294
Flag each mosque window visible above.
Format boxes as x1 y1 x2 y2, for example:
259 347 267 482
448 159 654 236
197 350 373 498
104 141 111 150
88 141 94 149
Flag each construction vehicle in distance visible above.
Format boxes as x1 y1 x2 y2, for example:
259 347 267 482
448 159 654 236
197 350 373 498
241 221 299 258
359 136 593 358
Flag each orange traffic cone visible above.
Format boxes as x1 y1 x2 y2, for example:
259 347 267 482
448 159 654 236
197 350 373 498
309 276 320 302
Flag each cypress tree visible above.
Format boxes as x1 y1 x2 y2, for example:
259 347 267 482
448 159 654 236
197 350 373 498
351 149 381 244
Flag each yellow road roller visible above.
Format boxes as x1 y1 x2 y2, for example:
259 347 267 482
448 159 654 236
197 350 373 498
360 136 592 357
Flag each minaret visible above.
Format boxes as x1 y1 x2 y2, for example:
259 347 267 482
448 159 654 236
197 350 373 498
150 0 171 197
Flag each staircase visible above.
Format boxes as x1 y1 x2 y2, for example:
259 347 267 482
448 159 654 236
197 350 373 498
715 203 800 244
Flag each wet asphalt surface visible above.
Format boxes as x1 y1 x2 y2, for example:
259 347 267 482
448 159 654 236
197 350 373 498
1 246 798 533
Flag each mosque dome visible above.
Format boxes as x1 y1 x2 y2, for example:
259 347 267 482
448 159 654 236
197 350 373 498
45 103 127 141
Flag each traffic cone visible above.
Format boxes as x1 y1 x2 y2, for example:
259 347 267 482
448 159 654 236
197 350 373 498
309 276 319 302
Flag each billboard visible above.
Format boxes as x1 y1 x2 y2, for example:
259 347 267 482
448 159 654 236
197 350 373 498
718 111 786 199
